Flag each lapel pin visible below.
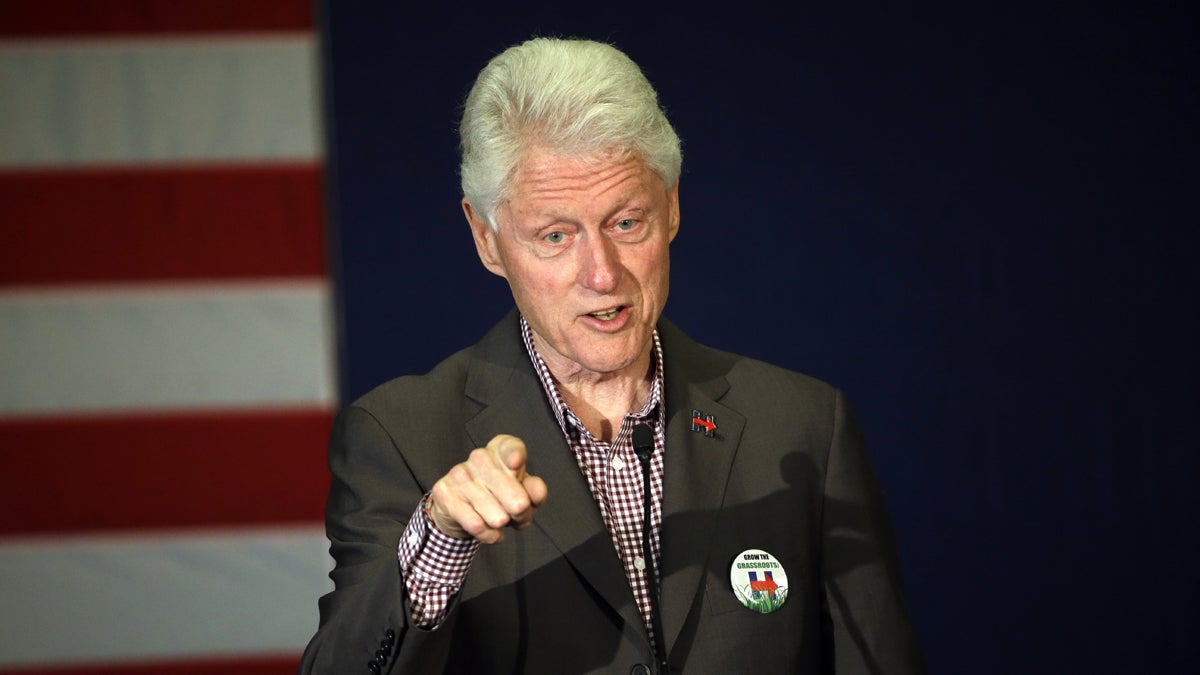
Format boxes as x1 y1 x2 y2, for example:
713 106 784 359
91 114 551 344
690 409 717 437
730 549 789 613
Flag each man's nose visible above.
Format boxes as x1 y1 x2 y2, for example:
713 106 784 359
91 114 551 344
580 234 621 293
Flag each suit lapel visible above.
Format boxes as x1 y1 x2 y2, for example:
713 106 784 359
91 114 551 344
462 313 645 636
657 320 746 654
459 313 747 652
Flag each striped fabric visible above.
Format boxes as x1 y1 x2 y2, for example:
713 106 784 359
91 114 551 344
0 2 333 673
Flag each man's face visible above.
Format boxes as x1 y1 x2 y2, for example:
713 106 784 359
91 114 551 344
465 148 680 380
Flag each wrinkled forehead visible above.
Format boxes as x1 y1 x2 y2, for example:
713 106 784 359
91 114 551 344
511 145 638 185
499 149 668 220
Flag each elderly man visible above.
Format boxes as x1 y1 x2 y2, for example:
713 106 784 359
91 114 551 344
299 38 922 674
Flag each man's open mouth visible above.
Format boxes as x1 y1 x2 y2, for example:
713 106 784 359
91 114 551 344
588 307 622 321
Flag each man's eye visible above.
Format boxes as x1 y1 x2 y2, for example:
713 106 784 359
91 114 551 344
545 232 565 243
615 219 636 231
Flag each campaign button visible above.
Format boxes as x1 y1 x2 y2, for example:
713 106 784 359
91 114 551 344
729 549 788 613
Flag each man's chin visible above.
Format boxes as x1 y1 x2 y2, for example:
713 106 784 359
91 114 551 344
566 341 651 377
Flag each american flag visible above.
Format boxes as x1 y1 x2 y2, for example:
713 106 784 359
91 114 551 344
1 1 334 672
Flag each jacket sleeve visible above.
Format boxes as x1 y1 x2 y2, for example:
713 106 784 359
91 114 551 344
297 405 461 674
820 390 925 674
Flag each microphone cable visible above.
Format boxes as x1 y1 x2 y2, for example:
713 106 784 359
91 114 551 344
632 422 668 674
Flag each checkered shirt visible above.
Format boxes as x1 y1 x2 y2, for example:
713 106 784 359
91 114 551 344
519 317 667 650
396 493 479 625
397 317 667 649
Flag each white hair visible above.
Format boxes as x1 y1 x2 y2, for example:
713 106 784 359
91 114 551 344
460 37 682 229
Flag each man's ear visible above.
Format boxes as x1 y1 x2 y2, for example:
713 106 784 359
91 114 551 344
667 180 681 243
463 199 507 279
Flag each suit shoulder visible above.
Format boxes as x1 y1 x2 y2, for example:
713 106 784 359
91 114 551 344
731 353 837 396
659 317 845 412
347 344 476 420
688 337 840 400
734 360 843 431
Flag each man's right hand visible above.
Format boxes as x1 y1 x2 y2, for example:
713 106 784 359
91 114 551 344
428 434 548 543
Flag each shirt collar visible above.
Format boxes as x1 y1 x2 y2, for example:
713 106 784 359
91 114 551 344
519 315 665 439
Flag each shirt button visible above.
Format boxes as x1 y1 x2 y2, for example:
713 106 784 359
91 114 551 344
611 456 626 471
634 556 645 571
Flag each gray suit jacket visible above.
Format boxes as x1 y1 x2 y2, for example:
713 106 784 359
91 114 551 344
298 310 923 674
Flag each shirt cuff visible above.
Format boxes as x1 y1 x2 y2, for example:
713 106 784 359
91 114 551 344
397 493 480 627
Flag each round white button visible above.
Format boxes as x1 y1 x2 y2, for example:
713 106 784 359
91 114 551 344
729 549 789 613
611 456 626 470
634 556 645 571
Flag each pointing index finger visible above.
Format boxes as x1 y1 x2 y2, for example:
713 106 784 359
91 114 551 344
488 434 528 479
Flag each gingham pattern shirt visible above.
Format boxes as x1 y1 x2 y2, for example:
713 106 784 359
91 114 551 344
397 317 667 649
521 318 667 649
396 494 479 624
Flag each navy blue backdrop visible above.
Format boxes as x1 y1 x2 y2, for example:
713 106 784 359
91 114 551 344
318 2 1198 672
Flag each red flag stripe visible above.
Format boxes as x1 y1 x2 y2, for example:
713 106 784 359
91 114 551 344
0 653 300 675
0 0 312 37
0 165 325 285
0 409 332 536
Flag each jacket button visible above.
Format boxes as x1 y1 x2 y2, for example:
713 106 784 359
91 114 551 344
385 629 396 645
374 649 387 665
368 662 380 675
630 664 651 675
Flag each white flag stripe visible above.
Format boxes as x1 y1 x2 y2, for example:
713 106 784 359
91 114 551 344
0 281 337 415
0 35 320 167
0 526 331 668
